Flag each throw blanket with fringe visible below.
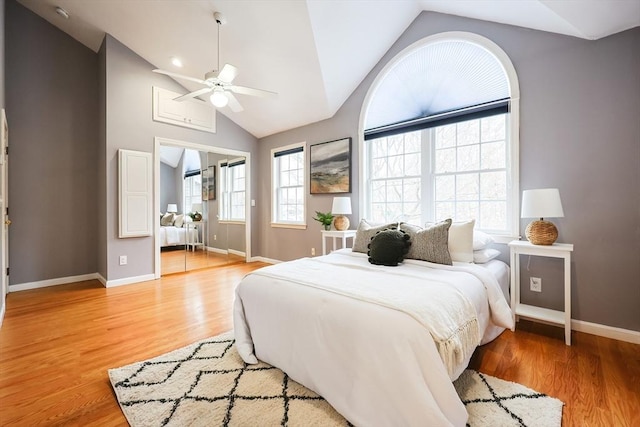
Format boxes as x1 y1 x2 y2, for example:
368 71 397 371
249 257 480 377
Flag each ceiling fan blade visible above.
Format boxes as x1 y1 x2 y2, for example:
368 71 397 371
173 87 213 102
152 69 207 85
217 64 239 84
225 92 244 113
227 85 278 98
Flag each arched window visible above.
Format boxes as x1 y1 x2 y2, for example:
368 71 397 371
359 32 520 240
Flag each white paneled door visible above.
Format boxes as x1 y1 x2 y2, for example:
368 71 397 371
0 109 9 326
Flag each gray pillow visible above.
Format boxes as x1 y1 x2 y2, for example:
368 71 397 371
400 219 453 265
352 219 397 253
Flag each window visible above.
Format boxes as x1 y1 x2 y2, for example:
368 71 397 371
365 112 512 234
361 33 520 239
271 143 305 228
184 170 201 214
219 159 246 222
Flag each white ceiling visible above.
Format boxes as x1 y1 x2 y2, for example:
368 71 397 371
16 0 640 139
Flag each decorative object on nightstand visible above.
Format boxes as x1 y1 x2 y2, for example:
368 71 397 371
313 211 335 231
521 188 564 245
191 203 203 221
331 197 352 231
167 204 178 214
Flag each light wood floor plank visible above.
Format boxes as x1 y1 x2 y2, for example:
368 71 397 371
1 262 638 426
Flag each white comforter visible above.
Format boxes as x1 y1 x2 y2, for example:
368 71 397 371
158 226 197 247
234 249 513 427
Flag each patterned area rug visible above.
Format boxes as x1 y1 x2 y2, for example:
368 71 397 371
109 331 563 427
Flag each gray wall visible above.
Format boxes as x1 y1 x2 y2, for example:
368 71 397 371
255 12 640 332
6 0 99 284
102 34 258 281
160 162 179 214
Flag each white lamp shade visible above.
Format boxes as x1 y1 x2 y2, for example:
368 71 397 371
521 188 564 219
167 204 178 213
210 91 229 108
331 197 352 215
191 203 203 213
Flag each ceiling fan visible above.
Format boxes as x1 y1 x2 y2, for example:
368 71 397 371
152 12 277 112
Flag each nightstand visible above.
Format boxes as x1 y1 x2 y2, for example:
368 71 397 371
186 221 205 251
321 230 356 255
509 240 574 345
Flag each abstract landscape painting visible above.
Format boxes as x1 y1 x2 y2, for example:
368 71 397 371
310 137 351 194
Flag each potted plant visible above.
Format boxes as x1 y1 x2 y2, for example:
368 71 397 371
313 211 334 231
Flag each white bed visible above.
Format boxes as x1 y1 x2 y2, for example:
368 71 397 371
234 248 513 427
158 226 198 247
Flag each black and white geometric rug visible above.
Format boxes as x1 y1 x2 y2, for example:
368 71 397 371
108 331 562 427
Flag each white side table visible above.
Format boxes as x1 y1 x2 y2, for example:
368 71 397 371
509 240 574 345
186 221 205 251
321 230 356 255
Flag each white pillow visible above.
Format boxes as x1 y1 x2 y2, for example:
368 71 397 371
447 219 475 263
174 214 185 228
473 230 495 250
473 248 501 264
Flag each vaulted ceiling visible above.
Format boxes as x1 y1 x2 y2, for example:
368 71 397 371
17 0 640 138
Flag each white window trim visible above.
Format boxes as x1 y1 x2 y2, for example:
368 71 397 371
358 31 520 244
270 141 307 229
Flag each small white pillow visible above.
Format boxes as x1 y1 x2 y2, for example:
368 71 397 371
447 219 475 263
174 214 185 228
473 230 495 250
473 248 501 264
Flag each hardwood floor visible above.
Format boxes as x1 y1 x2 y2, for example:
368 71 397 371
160 247 245 275
1 263 638 426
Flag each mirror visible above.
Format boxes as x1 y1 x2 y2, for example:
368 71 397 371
159 145 247 275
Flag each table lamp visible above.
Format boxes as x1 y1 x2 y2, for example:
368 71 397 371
521 188 564 245
331 197 352 231
166 204 178 213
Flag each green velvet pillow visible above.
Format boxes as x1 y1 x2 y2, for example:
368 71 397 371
367 228 411 267
352 219 397 253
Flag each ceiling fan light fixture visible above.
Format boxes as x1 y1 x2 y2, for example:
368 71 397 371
210 90 229 108
170 57 183 68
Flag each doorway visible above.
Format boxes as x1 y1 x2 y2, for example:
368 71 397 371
154 137 251 277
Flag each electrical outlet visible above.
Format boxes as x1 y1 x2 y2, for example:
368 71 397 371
530 277 542 292
214 234 217 241
119 255 127 266
311 247 316 256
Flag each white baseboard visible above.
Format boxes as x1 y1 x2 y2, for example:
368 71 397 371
9 273 103 292
105 274 156 288
0 302 5 328
206 246 228 255
250 256 281 264
229 249 246 257
571 319 640 345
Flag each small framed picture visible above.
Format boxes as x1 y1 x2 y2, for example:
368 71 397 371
309 137 351 194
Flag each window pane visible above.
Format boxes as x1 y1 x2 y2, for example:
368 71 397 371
457 120 480 146
435 148 455 173
481 115 505 142
480 171 506 200
456 173 478 201
435 202 455 221
456 201 479 221
371 181 386 202
387 155 404 177
404 131 421 153
481 141 505 170
372 138 387 158
386 179 402 202
457 144 480 171
480 201 506 230
435 124 456 149
404 153 421 176
372 158 387 179
435 175 455 201
388 135 403 156
403 178 420 202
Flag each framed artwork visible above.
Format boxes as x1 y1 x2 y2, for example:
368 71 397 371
201 167 209 201
207 165 216 200
309 137 351 194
